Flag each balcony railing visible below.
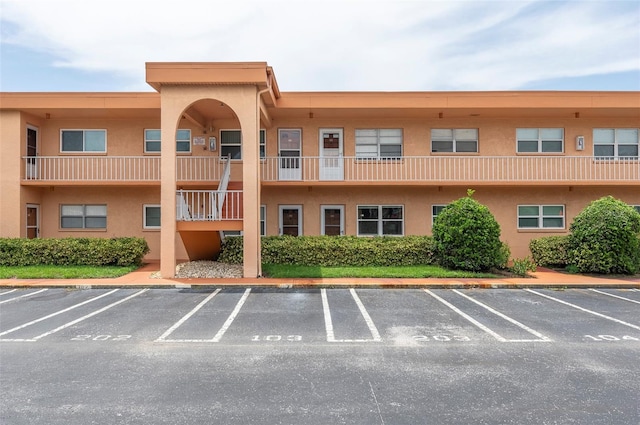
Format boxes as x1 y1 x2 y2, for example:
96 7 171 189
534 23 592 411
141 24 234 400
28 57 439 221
261 156 640 183
176 189 242 221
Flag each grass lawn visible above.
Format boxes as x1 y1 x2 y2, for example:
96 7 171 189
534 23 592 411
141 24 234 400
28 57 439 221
0 265 138 279
262 264 497 279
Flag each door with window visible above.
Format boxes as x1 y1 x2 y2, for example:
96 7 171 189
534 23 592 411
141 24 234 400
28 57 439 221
319 128 343 180
26 204 39 239
278 129 302 181
321 205 344 236
279 205 302 236
26 126 38 179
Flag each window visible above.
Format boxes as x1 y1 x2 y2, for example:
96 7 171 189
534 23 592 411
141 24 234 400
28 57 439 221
220 129 266 160
143 205 160 229
593 128 639 158
431 129 478 153
432 204 448 224
518 205 564 229
516 128 563 153
357 205 404 236
61 205 107 229
260 205 266 236
355 129 402 159
633 205 640 214
61 130 106 153
143 129 192 153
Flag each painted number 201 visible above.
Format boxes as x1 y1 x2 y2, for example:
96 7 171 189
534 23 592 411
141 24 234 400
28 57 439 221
413 335 471 342
251 335 302 342
71 334 132 341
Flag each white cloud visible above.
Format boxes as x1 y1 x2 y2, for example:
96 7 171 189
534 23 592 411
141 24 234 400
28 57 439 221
1 0 638 90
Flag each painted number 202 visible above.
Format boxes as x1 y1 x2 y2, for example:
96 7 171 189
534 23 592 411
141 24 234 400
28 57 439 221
71 334 132 341
251 335 302 342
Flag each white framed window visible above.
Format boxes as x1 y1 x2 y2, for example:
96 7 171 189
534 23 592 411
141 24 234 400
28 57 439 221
60 130 106 153
357 205 403 236
355 129 402 159
61 204 107 229
279 205 302 236
143 204 161 229
143 129 193 153
432 204 448 224
593 128 639 158
260 205 266 236
431 129 478 153
518 205 565 229
220 129 266 160
516 128 563 153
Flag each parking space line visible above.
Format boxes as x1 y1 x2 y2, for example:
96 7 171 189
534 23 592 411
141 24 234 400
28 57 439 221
0 289 18 296
0 289 120 341
155 289 222 342
321 289 336 342
589 289 640 305
30 289 148 341
0 288 48 305
452 290 551 342
525 289 640 331
212 288 251 342
351 289 382 342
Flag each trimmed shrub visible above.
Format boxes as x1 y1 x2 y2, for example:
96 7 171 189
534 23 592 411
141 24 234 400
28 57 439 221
432 190 506 272
567 196 640 274
0 237 149 267
218 235 436 267
510 256 537 277
529 236 570 267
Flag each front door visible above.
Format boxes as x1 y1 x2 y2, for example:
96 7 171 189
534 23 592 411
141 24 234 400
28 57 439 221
319 128 343 180
26 126 38 179
278 129 302 181
26 204 39 239
321 205 344 236
279 205 302 236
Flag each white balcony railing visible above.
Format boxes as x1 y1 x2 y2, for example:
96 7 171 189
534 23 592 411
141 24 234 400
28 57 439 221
176 189 243 221
261 156 640 183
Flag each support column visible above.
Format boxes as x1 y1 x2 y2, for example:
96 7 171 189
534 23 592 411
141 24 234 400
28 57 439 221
159 99 178 278
0 111 23 238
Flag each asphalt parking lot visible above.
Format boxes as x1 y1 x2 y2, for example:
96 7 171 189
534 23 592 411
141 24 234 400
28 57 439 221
1 287 639 424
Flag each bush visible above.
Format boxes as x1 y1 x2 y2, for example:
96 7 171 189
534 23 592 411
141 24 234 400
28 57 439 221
567 196 640 274
0 237 149 267
432 190 506 272
529 236 570 267
218 235 436 267
510 257 537 277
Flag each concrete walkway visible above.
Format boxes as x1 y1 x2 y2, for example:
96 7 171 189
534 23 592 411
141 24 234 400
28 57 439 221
1 262 639 289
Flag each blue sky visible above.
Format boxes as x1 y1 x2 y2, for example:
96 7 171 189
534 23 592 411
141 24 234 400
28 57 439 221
1 0 639 92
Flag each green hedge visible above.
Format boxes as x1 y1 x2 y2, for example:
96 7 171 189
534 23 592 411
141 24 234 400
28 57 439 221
218 235 436 266
0 237 149 267
529 236 570 267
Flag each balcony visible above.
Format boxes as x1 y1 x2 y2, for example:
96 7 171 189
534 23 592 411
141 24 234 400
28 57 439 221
261 156 640 185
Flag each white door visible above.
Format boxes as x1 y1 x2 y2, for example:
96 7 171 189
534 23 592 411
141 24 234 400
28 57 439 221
319 128 343 180
26 204 39 238
321 205 344 236
278 129 302 181
279 205 302 236
26 126 38 179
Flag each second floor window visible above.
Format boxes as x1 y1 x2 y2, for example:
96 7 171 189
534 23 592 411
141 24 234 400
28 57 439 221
516 128 563 153
594 128 638 158
431 129 478 153
355 129 403 159
220 129 266 160
61 130 106 153
143 129 192 153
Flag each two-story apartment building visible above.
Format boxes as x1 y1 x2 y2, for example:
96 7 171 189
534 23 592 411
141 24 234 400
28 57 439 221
1 62 639 278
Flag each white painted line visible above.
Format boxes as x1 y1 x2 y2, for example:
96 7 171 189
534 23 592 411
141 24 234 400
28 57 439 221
369 381 385 425
452 289 551 342
589 289 640 305
0 289 18 296
31 289 148 340
155 289 221 342
0 288 48 305
212 288 251 342
424 289 507 342
0 289 119 338
526 289 640 331
350 289 382 342
321 289 336 342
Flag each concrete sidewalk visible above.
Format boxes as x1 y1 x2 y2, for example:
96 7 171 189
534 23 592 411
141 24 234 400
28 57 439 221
1 262 639 289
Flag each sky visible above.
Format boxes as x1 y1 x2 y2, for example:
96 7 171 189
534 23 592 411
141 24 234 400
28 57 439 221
0 0 639 92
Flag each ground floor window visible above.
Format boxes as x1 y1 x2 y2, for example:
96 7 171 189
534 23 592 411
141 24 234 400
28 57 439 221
260 205 266 236
357 205 403 236
431 204 448 224
143 205 161 229
518 205 564 229
60 204 107 229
